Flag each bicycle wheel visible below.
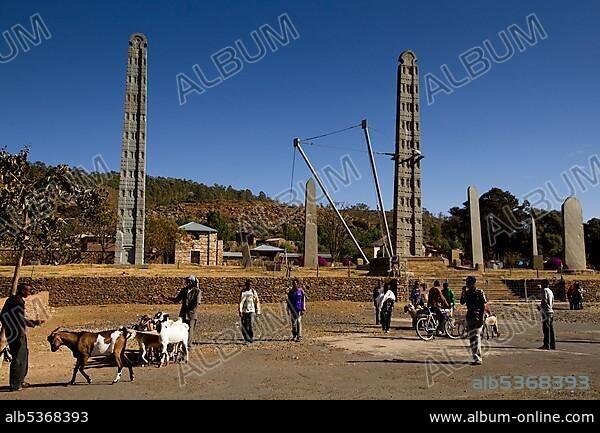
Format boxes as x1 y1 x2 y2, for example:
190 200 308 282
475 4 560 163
416 317 435 341
444 318 461 339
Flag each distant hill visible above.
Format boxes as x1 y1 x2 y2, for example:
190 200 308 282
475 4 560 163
27 161 445 253
27 161 271 207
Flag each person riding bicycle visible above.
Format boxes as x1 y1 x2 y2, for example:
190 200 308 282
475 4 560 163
441 282 456 314
428 280 449 334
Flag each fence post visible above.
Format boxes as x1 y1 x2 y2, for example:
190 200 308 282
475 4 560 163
524 279 528 300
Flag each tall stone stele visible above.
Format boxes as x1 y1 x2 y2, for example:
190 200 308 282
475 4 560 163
241 243 252 269
562 197 587 270
303 178 318 268
392 50 424 257
115 33 148 265
531 215 544 270
467 186 484 269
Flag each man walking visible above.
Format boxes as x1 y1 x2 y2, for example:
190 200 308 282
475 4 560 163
372 279 384 325
460 276 486 365
165 275 201 348
379 284 396 333
239 280 261 344
0 284 45 392
538 279 556 350
287 278 306 342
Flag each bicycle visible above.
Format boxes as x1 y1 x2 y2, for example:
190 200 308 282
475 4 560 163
444 311 466 339
415 307 464 341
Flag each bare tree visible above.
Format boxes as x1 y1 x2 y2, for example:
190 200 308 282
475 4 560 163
0 147 96 294
80 187 117 264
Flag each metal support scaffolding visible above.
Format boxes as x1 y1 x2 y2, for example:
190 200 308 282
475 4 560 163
362 119 394 258
293 138 370 264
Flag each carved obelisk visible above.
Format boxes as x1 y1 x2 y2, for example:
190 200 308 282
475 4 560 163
392 50 423 257
562 197 587 270
115 33 148 265
304 178 318 268
531 215 544 270
468 186 484 270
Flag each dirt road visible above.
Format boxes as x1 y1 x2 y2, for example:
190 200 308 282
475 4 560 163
1 302 598 399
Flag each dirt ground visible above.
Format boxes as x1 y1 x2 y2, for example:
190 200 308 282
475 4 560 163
0 301 598 400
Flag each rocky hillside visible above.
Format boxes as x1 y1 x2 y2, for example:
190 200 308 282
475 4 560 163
149 200 305 235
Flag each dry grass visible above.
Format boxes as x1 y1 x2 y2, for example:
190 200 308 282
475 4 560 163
0 264 370 279
0 264 597 280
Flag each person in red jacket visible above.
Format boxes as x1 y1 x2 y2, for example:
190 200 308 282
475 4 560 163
428 280 449 334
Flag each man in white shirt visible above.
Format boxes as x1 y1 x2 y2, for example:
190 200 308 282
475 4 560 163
538 279 556 350
239 279 261 344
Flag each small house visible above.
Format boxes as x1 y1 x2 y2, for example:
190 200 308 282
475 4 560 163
175 222 223 266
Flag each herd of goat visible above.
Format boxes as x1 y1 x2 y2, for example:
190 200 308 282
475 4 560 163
45 312 190 385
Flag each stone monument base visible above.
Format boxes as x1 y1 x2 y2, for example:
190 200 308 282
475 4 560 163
532 255 544 271
562 269 594 275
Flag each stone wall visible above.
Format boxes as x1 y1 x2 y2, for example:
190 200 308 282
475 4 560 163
216 240 223 266
0 277 381 307
0 276 597 307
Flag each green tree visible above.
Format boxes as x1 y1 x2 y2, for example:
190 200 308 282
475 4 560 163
145 215 179 264
282 223 303 244
423 209 444 248
318 204 353 262
535 209 562 258
441 206 468 253
585 218 600 269
206 210 232 242
479 188 528 261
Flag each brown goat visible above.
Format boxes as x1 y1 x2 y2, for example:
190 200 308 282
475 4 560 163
47 327 134 385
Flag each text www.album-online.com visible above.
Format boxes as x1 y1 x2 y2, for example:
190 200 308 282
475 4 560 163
430 412 595 423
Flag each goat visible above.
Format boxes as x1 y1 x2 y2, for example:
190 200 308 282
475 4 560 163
47 327 135 385
132 315 160 365
150 312 183 364
129 329 162 366
153 312 171 324
483 313 499 340
138 314 156 332
154 318 189 367
404 303 427 328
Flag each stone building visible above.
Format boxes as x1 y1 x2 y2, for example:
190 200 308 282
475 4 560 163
175 222 223 266
392 49 424 257
115 33 148 265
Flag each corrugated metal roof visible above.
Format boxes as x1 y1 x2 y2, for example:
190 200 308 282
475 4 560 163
252 244 285 252
178 222 218 233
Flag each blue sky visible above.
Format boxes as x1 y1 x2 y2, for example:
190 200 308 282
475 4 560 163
1 0 599 220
